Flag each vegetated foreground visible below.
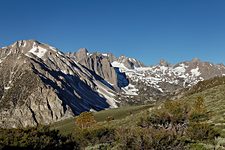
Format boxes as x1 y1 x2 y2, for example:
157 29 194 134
1 77 225 149
51 104 153 135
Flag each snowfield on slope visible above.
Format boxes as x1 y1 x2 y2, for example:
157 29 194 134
111 61 204 94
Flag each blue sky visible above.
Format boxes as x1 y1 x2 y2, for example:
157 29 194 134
1 0 225 65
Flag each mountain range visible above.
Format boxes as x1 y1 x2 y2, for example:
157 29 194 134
1 40 225 128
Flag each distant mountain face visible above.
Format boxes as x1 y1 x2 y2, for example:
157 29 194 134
111 57 225 104
112 58 225 89
66 50 144 89
1 40 225 128
76 50 225 104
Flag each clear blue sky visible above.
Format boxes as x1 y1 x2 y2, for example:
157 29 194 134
1 0 225 65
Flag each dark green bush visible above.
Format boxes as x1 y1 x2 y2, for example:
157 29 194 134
0 126 79 150
115 127 185 150
187 123 219 141
74 126 115 148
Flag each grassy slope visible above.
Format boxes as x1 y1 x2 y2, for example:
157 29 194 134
182 84 225 129
51 104 153 135
51 76 225 136
182 77 225 124
179 77 225 148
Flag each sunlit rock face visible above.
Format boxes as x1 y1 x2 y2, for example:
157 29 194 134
0 40 117 128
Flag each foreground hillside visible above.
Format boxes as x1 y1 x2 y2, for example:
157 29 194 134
183 76 225 128
1 96 222 149
48 76 225 149
51 104 154 135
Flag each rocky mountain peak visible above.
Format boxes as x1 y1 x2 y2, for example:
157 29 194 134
191 58 201 63
159 59 170 67
71 48 90 62
11 40 40 49
107 53 117 62
77 48 88 55
117 55 144 69
1 40 64 61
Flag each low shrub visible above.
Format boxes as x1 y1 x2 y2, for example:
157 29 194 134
0 126 79 150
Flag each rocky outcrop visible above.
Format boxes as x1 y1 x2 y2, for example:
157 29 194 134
117 55 144 69
180 58 225 80
159 59 170 67
67 49 119 88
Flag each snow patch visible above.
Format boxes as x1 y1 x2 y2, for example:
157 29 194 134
111 61 129 72
4 86 11 90
191 67 201 76
97 89 118 108
173 63 187 74
89 108 96 112
95 81 118 108
159 66 168 74
23 41 27 47
135 67 152 71
87 53 92 56
27 43 47 58
49 46 64 56
112 59 206 90
18 41 23 47
132 58 137 62
122 84 139 96
49 46 58 52
102 53 108 57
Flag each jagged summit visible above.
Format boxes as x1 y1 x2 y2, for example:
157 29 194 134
116 55 145 69
191 58 201 62
77 48 88 53
159 59 170 67
1 40 64 59
11 40 39 46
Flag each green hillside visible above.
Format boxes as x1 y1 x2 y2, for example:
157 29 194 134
51 104 154 135
48 76 225 149
181 77 225 133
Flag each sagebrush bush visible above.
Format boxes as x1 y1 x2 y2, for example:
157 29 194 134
74 125 115 148
0 126 79 150
187 123 219 141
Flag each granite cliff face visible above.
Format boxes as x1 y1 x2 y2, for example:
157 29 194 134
67 49 124 89
0 40 117 128
116 55 145 69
